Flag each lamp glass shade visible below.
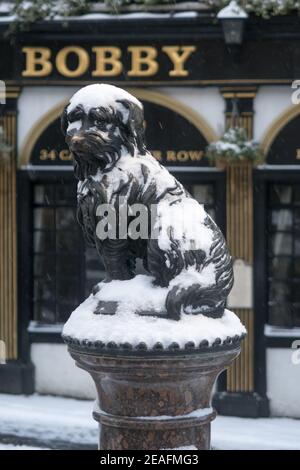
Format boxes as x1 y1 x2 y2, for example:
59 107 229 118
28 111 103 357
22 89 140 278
221 18 245 45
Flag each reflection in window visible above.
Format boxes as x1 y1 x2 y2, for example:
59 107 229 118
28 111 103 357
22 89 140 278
267 184 300 327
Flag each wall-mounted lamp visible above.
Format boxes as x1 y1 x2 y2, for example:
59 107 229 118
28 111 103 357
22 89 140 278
217 1 248 46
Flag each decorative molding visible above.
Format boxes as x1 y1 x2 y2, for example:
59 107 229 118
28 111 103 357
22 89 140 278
221 87 257 139
63 332 246 356
260 104 300 157
226 163 254 393
5 86 22 99
19 99 69 167
225 162 254 392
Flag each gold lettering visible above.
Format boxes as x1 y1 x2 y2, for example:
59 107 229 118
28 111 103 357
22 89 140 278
39 149 57 160
39 149 49 160
162 46 196 77
297 148 300 160
59 150 71 161
92 47 122 77
56 47 89 78
166 151 177 162
189 150 203 161
177 150 189 162
128 47 158 77
22 47 52 77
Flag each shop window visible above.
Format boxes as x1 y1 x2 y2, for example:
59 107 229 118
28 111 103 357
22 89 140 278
33 181 216 324
267 184 300 327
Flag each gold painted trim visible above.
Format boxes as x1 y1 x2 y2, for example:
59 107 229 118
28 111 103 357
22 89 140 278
4 79 295 87
20 88 218 167
220 86 257 92
222 93 256 99
5 86 21 98
261 104 300 156
5 93 20 99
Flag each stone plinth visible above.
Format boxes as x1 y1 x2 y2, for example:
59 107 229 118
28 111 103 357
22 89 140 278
65 338 244 450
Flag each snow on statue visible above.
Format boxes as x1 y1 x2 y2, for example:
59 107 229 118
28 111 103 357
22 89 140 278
61 84 234 322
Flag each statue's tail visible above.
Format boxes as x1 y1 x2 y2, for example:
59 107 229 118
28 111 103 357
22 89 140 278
165 280 230 321
165 237 234 321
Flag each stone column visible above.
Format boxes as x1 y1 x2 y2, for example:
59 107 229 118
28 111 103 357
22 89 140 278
213 87 269 417
0 86 19 361
0 86 34 394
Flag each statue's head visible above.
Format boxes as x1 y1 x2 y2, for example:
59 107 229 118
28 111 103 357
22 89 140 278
61 84 146 180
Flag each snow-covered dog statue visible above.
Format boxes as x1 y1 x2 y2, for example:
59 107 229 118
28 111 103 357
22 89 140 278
62 84 233 321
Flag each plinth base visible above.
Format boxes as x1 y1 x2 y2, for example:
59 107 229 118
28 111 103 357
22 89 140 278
67 342 242 450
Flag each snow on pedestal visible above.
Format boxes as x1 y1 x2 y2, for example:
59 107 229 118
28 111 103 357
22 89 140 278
63 275 246 352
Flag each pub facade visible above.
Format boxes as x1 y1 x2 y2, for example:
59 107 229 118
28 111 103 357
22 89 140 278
0 5 300 418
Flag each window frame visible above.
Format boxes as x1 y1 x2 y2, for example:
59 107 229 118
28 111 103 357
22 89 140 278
254 167 300 347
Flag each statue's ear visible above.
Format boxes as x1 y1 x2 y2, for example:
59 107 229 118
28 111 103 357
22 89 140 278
116 99 144 135
61 105 69 136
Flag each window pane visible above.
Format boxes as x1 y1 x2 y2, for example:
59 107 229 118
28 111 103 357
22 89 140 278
294 258 300 277
33 182 83 325
267 183 300 327
268 304 294 327
270 210 292 231
34 302 56 323
56 302 74 323
55 185 77 205
56 207 77 230
269 185 292 205
295 238 300 256
269 256 292 280
56 230 80 253
269 280 291 303
57 276 80 304
57 254 79 276
294 186 300 205
34 230 55 253
34 185 55 205
294 208 300 230
293 307 300 327
34 255 55 278
34 208 55 229
270 233 292 255
293 284 300 302
34 279 55 301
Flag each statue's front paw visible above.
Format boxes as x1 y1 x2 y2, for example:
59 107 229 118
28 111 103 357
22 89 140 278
92 277 111 295
92 283 101 295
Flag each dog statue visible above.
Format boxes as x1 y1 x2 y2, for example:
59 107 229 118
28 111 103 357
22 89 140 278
62 84 233 321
